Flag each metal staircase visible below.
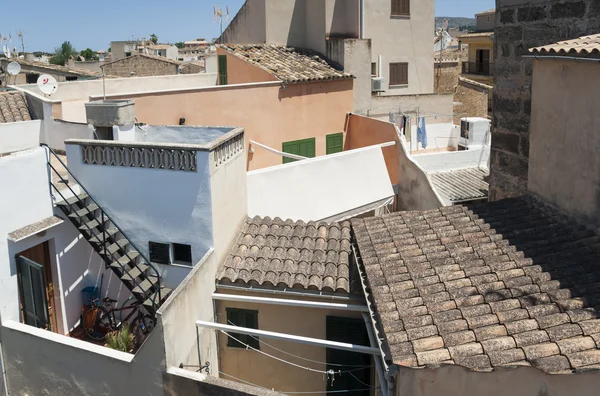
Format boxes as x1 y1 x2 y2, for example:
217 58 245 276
42 144 171 318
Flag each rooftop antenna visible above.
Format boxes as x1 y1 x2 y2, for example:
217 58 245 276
16 30 24 54
214 5 229 39
2 34 10 59
435 19 449 90
37 74 58 96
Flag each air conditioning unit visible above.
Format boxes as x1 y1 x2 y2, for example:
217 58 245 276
372 77 385 93
459 117 491 149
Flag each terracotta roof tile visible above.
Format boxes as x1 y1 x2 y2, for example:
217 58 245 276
354 195 600 373
0 91 32 123
529 34 600 57
217 44 353 84
217 217 356 294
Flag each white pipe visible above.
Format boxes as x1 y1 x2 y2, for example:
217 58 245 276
196 321 381 356
249 140 308 161
216 284 362 301
378 54 382 78
359 0 365 39
362 312 386 394
213 293 369 312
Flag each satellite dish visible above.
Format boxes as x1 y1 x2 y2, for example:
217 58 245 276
2 44 10 58
7 61 21 75
37 74 58 96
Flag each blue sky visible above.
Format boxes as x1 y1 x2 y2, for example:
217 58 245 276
2 0 494 53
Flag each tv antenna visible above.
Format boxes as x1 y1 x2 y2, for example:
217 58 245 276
16 30 25 54
37 74 58 96
214 5 229 38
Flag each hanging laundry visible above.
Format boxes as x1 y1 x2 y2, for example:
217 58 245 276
388 112 395 124
417 116 428 149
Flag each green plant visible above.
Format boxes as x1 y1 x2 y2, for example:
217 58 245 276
50 41 77 66
105 323 134 353
150 33 158 44
174 42 184 49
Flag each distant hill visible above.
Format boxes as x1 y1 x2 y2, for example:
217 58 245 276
435 17 476 30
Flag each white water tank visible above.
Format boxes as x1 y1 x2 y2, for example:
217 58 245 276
459 117 490 149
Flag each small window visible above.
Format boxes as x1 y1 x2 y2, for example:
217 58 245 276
65 76 77 81
391 0 410 16
172 243 192 265
149 242 170 264
227 308 259 349
389 62 409 86
371 62 377 77
487 16 491 22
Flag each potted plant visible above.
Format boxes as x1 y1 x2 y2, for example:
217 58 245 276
105 323 135 353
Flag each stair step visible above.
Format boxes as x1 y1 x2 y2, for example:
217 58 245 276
106 239 130 255
57 193 89 206
143 287 173 308
78 218 107 232
120 264 150 281
68 204 99 219
89 227 118 244
132 279 157 295
109 252 141 269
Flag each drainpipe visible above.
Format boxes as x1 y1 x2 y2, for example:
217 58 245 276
378 54 383 78
359 0 365 39
362 312 386 394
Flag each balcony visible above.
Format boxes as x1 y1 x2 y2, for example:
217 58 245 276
462 62 494 76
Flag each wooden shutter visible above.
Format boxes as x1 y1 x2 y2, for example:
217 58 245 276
17 255 50 329
326 317 371 395
282 141 300 164
391 0 410 16
326 133 344 154
218 55 228 85
149 242 171 264
227 308 259 349
282 138 316 164
390 62 408 86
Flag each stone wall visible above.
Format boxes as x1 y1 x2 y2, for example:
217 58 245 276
454 78 490 125
102 55 179 77
491 0 600 201
434 62 460 94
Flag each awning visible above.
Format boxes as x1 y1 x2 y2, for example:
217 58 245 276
8 216 64 242
247 146 395 223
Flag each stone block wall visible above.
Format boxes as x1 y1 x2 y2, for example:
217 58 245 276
434 62 460 94
103 55 179 77
454 79 490 125
491 0 600 200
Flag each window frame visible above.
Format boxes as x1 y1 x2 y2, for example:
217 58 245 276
389 62 409 87
371 62 378 77
391 0 410 17
226 308 260 349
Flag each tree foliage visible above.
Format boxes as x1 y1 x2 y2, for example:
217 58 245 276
150 33 158 44
174 42 184 49
50 41 78 66
80 48 96 61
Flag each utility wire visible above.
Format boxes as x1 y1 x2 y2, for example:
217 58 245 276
226 320 372 369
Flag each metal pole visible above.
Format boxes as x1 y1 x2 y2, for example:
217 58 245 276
212 293 369 312
362 312 386 395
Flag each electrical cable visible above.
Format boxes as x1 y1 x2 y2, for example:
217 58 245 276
226 320 372 369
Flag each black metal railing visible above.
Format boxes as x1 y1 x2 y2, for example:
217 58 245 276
462 62 494 76
40 144 163 312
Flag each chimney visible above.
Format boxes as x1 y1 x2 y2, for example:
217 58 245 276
85 100 136 141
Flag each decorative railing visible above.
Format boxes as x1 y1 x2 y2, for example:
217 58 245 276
462 62 494 76
81 145 197 172
213 132 244 168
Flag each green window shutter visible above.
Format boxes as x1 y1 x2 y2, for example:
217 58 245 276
326 133 344 154
17 255 50 329
226 308 259 349
282 141 300 164
218 55 228 85
282 138 316 164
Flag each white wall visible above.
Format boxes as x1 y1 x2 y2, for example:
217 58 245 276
0 120 42 154
46 120 93 151
409 123 458 151
412 147 491 172
65 144 214 288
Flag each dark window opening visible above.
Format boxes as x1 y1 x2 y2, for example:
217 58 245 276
26 73 40 84
149 242 170 264
65 76 77 81
371 62 377 76
389 62 409 86
226 308 259 349
391 0 410 16
172 243 192 265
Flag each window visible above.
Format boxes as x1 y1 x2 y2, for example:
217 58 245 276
218 55 228 85
149 242 170 264
66 76 77 81
371 62 377 77
389 62 409 86
226 308 259 349
391 0 410 16
326 133 344 154
282 138 316 164
26 73 40 84
172 243 192 265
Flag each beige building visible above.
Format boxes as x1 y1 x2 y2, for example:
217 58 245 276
458 9 495 86
0 58 102 85
220 0 435 112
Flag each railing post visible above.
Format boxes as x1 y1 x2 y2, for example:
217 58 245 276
102 212 107 269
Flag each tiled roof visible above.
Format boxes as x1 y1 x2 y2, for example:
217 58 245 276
217 216 357 294
429 167 489 204
476 8 495 16
352 195 600 374
0 91 32 123
458 32 494 39
218 44 353 84
101 53 182 67
529 34 600 56
148 44 174 50
13 58 102 77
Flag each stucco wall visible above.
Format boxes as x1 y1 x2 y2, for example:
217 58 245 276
215 289 368 395
326 0 360 39
369 93 454 124
528 59 600 225
102 55 179 78
0 120 42 154
476 13 495 32
65 143 214 287
265 0 307 48
365 0 434 94
98 80 354 171
412 148 490 173
396 364 600 396
220 0 267 44
490 0 600 201
47 120 92 151
217 48 279 85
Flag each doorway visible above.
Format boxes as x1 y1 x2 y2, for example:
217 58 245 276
476 49 491 75
16 241 58 332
